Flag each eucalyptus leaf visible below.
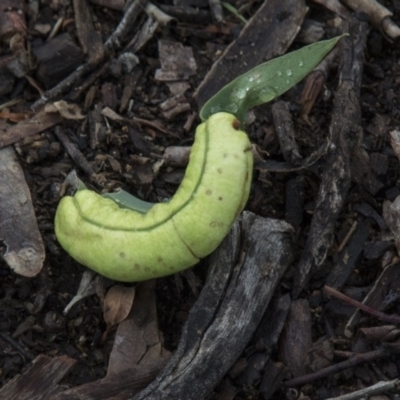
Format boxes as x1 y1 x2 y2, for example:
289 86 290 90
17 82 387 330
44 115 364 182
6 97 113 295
200 35 346 123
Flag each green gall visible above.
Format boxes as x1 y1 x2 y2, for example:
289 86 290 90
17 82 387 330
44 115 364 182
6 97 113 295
55 113 253 282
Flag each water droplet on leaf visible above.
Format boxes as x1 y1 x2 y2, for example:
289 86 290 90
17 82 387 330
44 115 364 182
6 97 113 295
299 60 304 67
286 69 292 76
226 103 238 113
236 89 246 99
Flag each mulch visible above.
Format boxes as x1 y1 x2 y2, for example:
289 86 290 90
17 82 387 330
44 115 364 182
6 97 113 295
1 0 400 399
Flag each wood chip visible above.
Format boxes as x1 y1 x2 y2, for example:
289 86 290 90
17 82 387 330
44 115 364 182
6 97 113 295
0 146 45 277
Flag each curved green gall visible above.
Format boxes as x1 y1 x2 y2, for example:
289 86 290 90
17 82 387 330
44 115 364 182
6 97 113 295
55 112 253 282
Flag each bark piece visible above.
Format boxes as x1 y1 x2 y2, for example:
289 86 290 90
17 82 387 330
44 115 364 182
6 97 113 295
33 33 85 89
145 3 175 26
259 361 287 400
0 0 26 43
194 0 308 109
105 0 149 52
0 146 45 277
73 0 105 65
87 104 107 149
50 360 166 400
254 293 291 351
125 15 165 55
305 338 334 372
155 40 197 82
208 0 223 23
163 146 191 167
296 19 325 44
101 82 118 110
325 218 370 289
0 355 76 400
351 146 384 195
279 299 312 377
120 67 142 113
293 17 368 298
132 212 294 400
272 101 302 164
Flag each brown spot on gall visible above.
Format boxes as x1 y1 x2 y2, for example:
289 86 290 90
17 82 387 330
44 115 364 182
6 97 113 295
144 267 151 272
219 197 223 201
232 119 240 130
217 168 222 174
119 252 125 258
134 264 141 270
210 221 223 228
206 189 212 195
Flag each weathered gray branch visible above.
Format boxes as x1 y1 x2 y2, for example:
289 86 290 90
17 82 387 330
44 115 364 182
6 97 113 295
132 212 294 400
293 17 368 297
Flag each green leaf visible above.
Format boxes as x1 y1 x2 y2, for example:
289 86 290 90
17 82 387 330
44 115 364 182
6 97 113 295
222 2 248 24
103 189 155 214
200 35 346 123
62 170 155 214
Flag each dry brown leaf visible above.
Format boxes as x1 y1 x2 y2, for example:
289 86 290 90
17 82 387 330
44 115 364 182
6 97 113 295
0 108 63 149
0 108 32 122
102 285 135 341
106 280 168 376
0 146 45 277
44 100 86 120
